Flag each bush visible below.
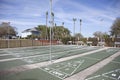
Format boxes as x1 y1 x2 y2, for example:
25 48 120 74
61 37 71 44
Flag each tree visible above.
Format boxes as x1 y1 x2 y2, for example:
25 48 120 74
110 17 120 38
93 31 103 38
35 25 71 40
53 26 71 40
74 33 83 40
73 18 77 36
36 25 48 39
0 22 17 38
62 22 64 26
46 11 48 39
103 32 110 39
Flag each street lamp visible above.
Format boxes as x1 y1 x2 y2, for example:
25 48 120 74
49 0 53 63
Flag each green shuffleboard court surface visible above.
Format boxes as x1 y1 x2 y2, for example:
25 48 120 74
85 55 120 80
40 48 120 79
0 68 62 80
0 60 27 70
0 55 16 60
6 45 86 57
0 50 9 54
22 46 101 64
0 46 119 80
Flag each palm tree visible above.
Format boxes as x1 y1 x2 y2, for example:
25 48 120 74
73 18 77 36
80 19 82 36
51 12 54 39
62 22 64 27
46 11 48 40
110 17 120 38
73 18 77 44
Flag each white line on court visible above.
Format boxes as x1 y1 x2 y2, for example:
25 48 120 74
39 67 65 80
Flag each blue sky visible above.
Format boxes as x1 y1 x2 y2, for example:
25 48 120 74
0 0 120 37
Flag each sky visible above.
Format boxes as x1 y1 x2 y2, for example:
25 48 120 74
0 0 120 37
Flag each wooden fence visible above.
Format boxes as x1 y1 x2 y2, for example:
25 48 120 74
0 39 58 49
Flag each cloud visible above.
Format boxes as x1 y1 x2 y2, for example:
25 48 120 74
0 0 120 37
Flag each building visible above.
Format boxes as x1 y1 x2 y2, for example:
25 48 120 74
21 28 40 38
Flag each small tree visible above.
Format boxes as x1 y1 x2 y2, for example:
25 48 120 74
74 33 83 40
93 31 103 38
0 22 17 38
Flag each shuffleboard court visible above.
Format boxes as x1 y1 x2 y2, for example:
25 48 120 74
83 48 120 60
22 46 101 64
0 60 27 70
0 68 62 80
0 45 119 80
6 45 86 57
40 48 120 79
0 55 15 60
85 55 120 80
0 50 9 54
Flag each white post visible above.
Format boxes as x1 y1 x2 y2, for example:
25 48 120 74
49 0 52 63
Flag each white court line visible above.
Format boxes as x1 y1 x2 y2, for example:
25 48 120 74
39 67 65 80
47 67 69 75
102 69 120 80
70 60 84 75
0 53 12 56
45 60 85 79
102 74 117 80
83 56 101 61
85 75 101 80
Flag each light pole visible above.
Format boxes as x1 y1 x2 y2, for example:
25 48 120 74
73 18 77 44
49 0 53 63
